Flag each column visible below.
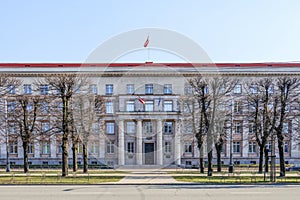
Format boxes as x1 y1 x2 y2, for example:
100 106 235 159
157 120 163 165
34 139 40 158
174 120 181 165
50 135 56 158
99 132 105 160
242 129 248 158
118 120 125 165
136 120 143 165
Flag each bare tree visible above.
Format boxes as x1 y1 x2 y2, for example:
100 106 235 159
245 78 277 173
39 74 87 177
274 77 300 177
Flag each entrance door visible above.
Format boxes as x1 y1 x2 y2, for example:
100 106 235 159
144 143 155 165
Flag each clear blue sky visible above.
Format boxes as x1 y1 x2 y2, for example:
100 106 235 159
1 0 300 63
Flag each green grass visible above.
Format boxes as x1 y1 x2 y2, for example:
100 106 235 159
0 170 128 175
0 174 124 184
173 175 300 184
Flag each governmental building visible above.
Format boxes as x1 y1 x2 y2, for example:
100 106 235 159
0 62 300 167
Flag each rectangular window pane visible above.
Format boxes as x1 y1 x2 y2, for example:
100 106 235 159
106 122 115 134
145 84 153 94
164 84 172 94
127 84 134 94
106 102 114 114
234 84 242 94
126 122 135 134
165 141 172 153
106 141 115 154
126 101 135 111
145 101 154 112
144 121 153 134
106 84 113 95
233 142 240 153
164 101 173 111
24 84 32 94
127 142 134 153
164 122 173 134
90 84 98 94
184 142 192 153
40 85 48 95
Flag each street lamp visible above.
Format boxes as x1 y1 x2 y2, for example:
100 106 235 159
228 99 234 173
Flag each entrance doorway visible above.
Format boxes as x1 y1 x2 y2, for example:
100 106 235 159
144 143 155 165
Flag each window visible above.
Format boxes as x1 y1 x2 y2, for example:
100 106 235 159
28 142 34 154
248 141 257 153
164 100 173 112
40 85 48 95
234 101 242 113
164 122 173 134
106 122 115 134
250 86 258 94
145 101 154 112
164 84 172 94
127 142 134 153
145 84 153 94
77 143 83 154
283 122 289 134
184 84 193 95
90 84 98 94
204 86 209 94
8 85 15 94
57 141 62 154
42 141 50 154
7 101 16 112
41 122 50 134
126 122 135 134
248 123 255 134
127 84 134 94
165 141 172 153
284 142 289 153
234 121 242 134
90 142 99 154
106 102 114 114
233 142 240 153
40 102 49 114
144 121 153 134
106 84 113 95
26 103 33 111
268 85 274 94
23 84 32 94
126 101 135 111
265 141 272 151
233 84 242 94
9 141 18 154
106 141 115 154
8 123 16 134
184 142 192 153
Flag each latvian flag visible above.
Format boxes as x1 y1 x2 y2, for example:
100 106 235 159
138 96 145 104
144 36 149 47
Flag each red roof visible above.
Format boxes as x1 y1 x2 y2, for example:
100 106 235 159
0 62 300 68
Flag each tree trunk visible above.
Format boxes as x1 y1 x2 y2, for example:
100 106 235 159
277 139 285 177
265 148 269 173
72 142 78 172
258 146 264 174
216 148 222 172
83 143 88 173
23 141 29 173
199 157 204 173
62 137 68 177
207 151 213 176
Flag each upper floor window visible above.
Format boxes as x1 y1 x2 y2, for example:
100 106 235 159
204 86 209 94
233 84 242 94
248 122 255 134
145 84 153 94
126 122 135 134
283 122 289 134
164 84 172 94
41 122 50 134
268 85 274 94
24 84 32 94
284 141 289 153
127 84 134 94
8 85 15 94
250 86 258 94
106 84 113 95
184 83 193 95
90 84 98 94
144 121 153 134
234 101 242 113
145 101 154 112
106 102 114 114
40 102 49 114
106 122 115 134
164 122 173 134
234 121 242 134
7 101 16 112
164 100 173 112
40 85 48 95
126 101 135 112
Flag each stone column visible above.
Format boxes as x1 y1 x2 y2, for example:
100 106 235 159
136 120 143 165
118 120 125 165
242 129 248 158
157 120 163 165
174 120 181 165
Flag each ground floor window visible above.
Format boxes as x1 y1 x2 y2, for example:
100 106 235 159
106 141 115 154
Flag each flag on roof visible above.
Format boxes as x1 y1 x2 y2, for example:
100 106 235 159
138 96 145 104
144 36 149 47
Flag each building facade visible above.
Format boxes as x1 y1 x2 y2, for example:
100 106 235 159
0 62 300 167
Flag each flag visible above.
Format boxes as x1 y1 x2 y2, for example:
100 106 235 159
138 96 145 104
158 97 162 106
144 36 149 47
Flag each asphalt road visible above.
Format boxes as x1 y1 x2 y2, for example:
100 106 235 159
0 185 299 200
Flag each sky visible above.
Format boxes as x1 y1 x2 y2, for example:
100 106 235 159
1 0 300 63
